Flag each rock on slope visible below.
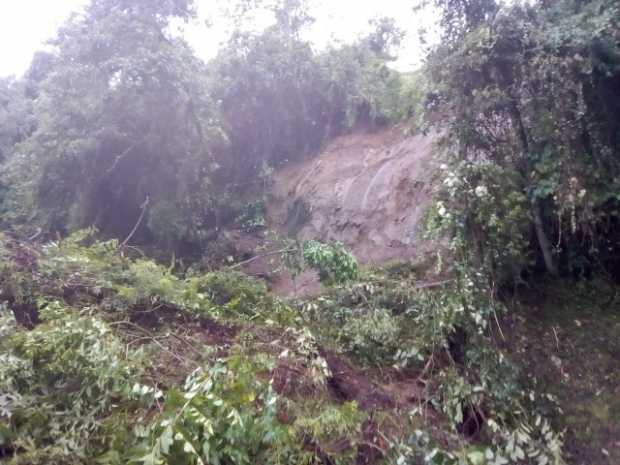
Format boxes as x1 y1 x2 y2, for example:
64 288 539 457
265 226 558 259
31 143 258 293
267 125 439 265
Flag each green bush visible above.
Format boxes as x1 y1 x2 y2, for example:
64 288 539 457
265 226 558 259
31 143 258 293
147 201 186 244
291 401 365 465
0 303 137 464
301 240 359 285
184 271 268 318
338 308 401 365
115 259 183 307
132 353 287 465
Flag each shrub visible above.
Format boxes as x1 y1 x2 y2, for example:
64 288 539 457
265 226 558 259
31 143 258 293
0 303 136 464
338 308 401 365
133 353 288 465
291 401 366 465
184 271 268 318
115 259 183 307
147 201 186 244
301 240 359 285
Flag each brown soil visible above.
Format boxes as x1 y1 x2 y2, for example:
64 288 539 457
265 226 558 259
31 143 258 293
233 126 443 297
268 126 439 265
321 349 396 410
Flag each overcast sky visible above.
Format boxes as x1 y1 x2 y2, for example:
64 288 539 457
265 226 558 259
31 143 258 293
0 0 438 78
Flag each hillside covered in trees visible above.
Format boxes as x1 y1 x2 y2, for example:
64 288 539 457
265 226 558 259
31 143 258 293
1 0 619 464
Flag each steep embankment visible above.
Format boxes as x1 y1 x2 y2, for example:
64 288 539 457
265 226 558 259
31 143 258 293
268 126 438 264
234 126 442 296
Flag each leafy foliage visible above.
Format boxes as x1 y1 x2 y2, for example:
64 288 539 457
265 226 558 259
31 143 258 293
134 354 284 465
2 1 618 464
427 0 620 281
0 303 137 464
0 0 221 243
299 270 566 464
0 78 33 163
0 222 573 465
300 240 359 285
235 200 267 232
0 0 412 249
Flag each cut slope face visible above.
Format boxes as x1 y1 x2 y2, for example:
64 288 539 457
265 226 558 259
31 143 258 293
268 126 439 265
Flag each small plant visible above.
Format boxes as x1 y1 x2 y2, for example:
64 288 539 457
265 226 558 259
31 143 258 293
134 353 287 465
236 200 267 232
291 401 366 465
278 327 332 386
301 240 359 285
338 308 400 365
184 270 276 320
115 259 183 306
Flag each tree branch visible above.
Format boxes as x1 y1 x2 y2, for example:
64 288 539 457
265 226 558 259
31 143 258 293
106 137 147 174
227 247 297 270
120 195 150 249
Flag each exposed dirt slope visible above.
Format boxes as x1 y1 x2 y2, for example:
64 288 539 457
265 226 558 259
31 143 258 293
267 126 439 265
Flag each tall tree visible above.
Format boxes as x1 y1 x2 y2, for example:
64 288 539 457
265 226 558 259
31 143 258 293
1 0 222 244
428 0 620 279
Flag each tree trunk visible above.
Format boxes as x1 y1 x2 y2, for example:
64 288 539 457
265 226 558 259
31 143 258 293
532 200 559 276
509 99 559 276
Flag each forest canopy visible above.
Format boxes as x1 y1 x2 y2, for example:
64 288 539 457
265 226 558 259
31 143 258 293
0 0 409 248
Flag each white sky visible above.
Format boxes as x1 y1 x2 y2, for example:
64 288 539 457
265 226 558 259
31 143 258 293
0 0 439 78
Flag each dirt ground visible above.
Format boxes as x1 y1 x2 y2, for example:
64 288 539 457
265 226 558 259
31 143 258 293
234 126 443 297
268 126 439 265
507 283 620 465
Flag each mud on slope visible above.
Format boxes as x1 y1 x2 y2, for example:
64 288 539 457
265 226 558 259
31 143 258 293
267 126 439 265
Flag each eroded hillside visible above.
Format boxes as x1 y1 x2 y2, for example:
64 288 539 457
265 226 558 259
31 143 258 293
269 126 438 265
229 127 444 297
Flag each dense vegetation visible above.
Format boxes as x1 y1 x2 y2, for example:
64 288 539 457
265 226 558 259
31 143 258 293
1 0 619 464
427 0 620 283
0 0 409 248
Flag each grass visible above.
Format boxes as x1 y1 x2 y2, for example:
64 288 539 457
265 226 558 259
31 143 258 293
509 279 620 465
